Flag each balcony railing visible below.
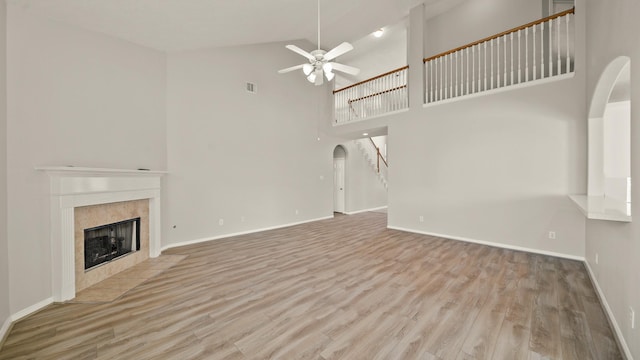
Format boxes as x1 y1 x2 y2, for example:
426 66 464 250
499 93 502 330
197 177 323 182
333 66 408 124
424 7 575 104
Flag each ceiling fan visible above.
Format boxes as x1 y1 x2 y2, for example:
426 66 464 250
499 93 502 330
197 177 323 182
278 0 360 86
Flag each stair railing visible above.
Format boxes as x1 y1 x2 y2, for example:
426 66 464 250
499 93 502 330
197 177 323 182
333 66 409 124
369 138 388 174
424 7 575 104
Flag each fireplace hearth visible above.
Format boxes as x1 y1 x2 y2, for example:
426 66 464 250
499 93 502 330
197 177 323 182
84 218 140 271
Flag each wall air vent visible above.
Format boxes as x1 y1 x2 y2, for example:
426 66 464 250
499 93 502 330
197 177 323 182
246 82 257 94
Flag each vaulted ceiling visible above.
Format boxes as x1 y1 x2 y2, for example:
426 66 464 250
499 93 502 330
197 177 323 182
8 0 468 52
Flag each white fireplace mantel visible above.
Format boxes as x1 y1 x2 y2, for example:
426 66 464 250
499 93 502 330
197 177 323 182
37 166 167 302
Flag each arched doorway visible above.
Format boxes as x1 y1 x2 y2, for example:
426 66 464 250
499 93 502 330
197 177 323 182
333 145 347 213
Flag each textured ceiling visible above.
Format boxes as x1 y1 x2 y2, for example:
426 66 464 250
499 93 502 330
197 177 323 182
8 0 465 52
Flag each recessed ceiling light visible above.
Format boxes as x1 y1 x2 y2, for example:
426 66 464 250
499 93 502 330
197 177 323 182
373 29 384 38
362 132 369 136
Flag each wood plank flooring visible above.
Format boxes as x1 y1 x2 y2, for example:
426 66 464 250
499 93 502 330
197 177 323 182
0 212 623 359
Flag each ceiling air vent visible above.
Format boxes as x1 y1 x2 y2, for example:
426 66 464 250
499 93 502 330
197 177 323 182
246 82 257 94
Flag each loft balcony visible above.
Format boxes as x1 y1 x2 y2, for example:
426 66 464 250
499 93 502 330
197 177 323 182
332 7 575 126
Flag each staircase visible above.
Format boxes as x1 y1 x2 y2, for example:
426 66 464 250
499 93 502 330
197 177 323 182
355 138 388 189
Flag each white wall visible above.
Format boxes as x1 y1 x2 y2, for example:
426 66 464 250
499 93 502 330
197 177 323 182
425 0 542 57
388 0 587 258
164 41 334 247
0 0 10 337
585 0 640 358
341 141 387 213
603 101 630 179
6 5 167 314
602 101 631 202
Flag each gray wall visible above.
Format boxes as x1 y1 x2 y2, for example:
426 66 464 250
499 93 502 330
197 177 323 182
0 0 10 335
584 0 640 357
164 41 334 247
388 0 587 258
6 4 167 314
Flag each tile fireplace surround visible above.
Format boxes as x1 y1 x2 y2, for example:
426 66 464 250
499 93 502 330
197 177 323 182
37 166 166 302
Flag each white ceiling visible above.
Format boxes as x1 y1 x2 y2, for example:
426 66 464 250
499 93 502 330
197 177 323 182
9 0 464 52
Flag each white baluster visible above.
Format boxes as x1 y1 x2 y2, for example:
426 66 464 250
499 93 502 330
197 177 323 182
450 54 454 98
510 33 514 85
472 46 476 93
461 50 464 95
403 69 407 108
376 78 380 116
557 17 561 75
441 57 444 99
431 62 435 103
533 24 537 80
439 57 443 101
549 19 553 77
381 76 385 114
454 52 458 97
497 36 500 87
442 57 446 101
429 60 438 102
444 56 448 99
457 51 461 96
466 48 469 95
566 14 571 73
443 56 447 98
383 75 387 114
386 73 390 111
427 62 430 103
517 30 521 84
525 29 529 82
541 22 545 78
484 42 487 91
435 60 440 99
491 39 494 89
503 35 507 86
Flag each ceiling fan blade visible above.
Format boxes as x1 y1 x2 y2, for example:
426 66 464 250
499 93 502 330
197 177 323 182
278 64 305 74
285 45 316 62
331 62 360 76
323 42 354 61
314 69 324 86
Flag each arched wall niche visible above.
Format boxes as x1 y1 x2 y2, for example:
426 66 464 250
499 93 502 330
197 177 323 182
580 56 631 221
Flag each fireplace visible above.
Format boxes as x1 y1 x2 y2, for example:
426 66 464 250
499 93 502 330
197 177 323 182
84 218 140 271
74 199 150 292
37 166 166 302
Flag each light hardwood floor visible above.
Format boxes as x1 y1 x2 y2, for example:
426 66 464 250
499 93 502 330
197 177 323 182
0 212 623 359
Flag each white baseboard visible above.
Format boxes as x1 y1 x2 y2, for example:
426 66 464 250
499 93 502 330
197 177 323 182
11 298 54 322
161 215 335 252
0 315 11 348
584 261 633 360
0 297 54 350
386 226 585 261
345 206 388 215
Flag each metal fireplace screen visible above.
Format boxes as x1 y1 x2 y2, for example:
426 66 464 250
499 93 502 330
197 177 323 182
84 217 141 271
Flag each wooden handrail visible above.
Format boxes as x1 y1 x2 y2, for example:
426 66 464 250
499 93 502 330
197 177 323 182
423 7 575 63
347 85 407 104
369 137 388 173
333 66 409 94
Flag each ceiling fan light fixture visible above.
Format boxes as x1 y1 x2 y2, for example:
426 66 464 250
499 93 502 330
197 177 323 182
323 63 333 73
307 72 317 83
303 64 313 76
325 71 335 81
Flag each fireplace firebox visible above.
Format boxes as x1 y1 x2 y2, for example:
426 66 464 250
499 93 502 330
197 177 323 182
84 218 141 271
